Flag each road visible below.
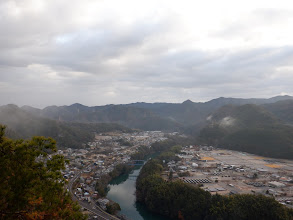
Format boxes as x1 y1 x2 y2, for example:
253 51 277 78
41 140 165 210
68 170 120 220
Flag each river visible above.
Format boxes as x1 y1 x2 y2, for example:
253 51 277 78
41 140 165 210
107 165 170 220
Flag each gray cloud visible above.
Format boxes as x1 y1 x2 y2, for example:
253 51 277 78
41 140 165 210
1 0 293 108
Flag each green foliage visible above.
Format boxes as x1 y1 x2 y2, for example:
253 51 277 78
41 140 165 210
168 171 173 180
29 104 183 131
263 100 293 125
223 194 290 220
151 139 177 152
9 96 293 137
152 136 193 152
109 164 133 178
170 145 182 153
136 158 293 220
131 137 190 161
178 171 190 177
136 159 212 219
0 125 86 219
199 104 293 159
95 164 132 197
158 151 179 163
157 145 182 163
106 202 121 214
117 138 133 146
131 146 151 160
95 181 107 197
0 104 133 149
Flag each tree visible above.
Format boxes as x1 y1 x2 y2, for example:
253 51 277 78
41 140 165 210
0 125 86 219
169 171 173 180
136 156 293 220
106 202 121 214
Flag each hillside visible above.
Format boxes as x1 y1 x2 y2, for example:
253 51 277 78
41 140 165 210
0 126 86 219
263 100 293 125
21 96 293 133
0 105 132 148
22 104 182 131
128 95 293 126
198 104 293 159
3 95 293 155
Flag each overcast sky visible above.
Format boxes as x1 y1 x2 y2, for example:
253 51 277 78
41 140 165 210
1 0 293 108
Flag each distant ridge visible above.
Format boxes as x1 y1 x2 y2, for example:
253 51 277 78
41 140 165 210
1 95 293 154
0 105 132 148
15 95 293 131
199 104 293 159
263 99 293 124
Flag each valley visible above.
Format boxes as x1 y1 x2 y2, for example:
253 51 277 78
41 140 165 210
2 95 293 219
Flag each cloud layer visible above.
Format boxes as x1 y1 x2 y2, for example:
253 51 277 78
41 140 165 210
1 0 293 107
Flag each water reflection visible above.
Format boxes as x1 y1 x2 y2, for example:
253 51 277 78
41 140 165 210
107 166 169 220
109 173 130 185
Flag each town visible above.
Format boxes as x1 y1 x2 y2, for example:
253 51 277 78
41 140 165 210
165 146 293 207
59 131 170 219
58 131 293 219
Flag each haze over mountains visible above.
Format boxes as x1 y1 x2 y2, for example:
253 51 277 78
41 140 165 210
1 95 293 158
0 104 132 148
199 104 293 159
21 95 293 128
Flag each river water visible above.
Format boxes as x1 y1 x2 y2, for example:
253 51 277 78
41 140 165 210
107 165 169 220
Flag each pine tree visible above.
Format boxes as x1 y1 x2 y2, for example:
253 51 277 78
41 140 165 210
0 125 86 219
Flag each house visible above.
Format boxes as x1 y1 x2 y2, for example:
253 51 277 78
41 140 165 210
97 198 110 210
268 181 286 188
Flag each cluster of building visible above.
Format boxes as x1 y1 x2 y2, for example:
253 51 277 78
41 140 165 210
163 146 293 207
59 131 169 210
56 130 293 216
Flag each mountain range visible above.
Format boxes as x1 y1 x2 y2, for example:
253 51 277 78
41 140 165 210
0 104 132 148
1 95 293 158
20 95 293 129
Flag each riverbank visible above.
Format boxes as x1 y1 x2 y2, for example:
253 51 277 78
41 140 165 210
101 136 194 219
105 151 169 220
107 164 169 220
95 163 134 197
136 156 293 220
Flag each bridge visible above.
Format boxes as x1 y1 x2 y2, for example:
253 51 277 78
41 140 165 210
127 173 140 180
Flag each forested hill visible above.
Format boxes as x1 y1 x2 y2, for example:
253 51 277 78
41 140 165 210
198 104 293 159
20 95 293 133
263 99 293 125
22 104 182 131
2 95 293 153
128 95 293 125
0 104 132 148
